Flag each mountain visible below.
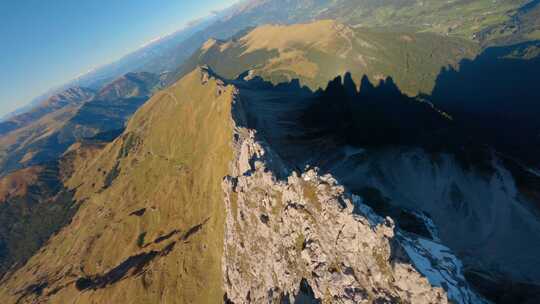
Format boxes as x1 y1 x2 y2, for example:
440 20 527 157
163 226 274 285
0 71 166 276
0 141 104 276
0 67 488 304
0 13 220 121
171 20 478 95
7 0 535 120
96 72 161 100
136 0 530 81
1 1 540 303
0 87 96 137
0 68 235 304
0 72 162 176
476 0 540 45
66 15 221 90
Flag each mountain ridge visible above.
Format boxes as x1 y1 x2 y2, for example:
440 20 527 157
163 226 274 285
1 2 540 302
8 0 534 121
0 71 162 176
0 66 489 304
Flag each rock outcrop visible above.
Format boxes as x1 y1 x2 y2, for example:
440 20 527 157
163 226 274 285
221 68 486 303
0 67 489 303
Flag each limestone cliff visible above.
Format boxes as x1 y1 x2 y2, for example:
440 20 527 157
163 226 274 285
221 71 486 303
0 67 487 303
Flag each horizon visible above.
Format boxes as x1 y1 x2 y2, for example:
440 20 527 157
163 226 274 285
0 0 239 117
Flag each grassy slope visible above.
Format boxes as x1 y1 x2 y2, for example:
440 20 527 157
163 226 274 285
174 20 478 96
0 74 159 176
476 0 540 45
0 143 104 276
139 0 531 92
0 104 83 175
319 0 530 42
0 69 234 304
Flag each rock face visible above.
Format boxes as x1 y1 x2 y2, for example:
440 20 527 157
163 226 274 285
223 65 540 302
220 69 486 303
0 67 492 303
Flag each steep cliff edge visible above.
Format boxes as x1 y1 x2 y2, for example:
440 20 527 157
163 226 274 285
221 70 540 302
0 67 488 303
221 71 485 303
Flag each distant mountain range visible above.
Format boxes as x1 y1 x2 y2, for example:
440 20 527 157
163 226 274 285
0 71 163 175
5 0 538 121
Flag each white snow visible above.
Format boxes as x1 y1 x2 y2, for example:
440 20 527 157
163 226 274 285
398 232 488 304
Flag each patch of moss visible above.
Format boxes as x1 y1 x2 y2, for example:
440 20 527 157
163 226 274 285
230 191 238 219
372 247 393 281
295 233 305 254
302 181 321 211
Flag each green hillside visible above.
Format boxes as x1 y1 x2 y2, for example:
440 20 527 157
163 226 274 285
172 20 478 95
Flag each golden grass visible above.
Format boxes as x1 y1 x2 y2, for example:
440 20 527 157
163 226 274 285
240 20 340 55
302 181 321 211
0 68 235 304
0 166 42 201
264 50 319 79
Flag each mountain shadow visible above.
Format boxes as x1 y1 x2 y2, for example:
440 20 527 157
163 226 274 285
429 40 540 167
0 161 76 278
229 46 540 302
301 72 453 148
232 67 519 177
0 129 123 280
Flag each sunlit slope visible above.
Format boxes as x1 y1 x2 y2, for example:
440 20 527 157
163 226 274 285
0 68 234 304
319 0 530 41
0 142 104 275
174 20 478 95
0 72 160 176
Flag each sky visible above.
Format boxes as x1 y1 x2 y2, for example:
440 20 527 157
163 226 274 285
0 0 238 117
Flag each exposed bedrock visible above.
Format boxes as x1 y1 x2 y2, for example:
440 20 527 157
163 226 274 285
220 70 488 303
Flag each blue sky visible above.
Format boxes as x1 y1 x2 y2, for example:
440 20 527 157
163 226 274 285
0 0 238 117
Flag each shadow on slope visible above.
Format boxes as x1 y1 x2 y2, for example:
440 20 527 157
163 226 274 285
230 41 540 302
0 130 119 281
0 162 76 277
430 40 540 167
0 71 163 177
301 73 452 148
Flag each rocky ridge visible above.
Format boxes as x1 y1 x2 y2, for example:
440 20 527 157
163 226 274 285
218 67 485 303
0 66 495 303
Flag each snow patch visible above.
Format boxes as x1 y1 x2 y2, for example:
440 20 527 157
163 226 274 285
412 210 441 242
398 233 488 304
